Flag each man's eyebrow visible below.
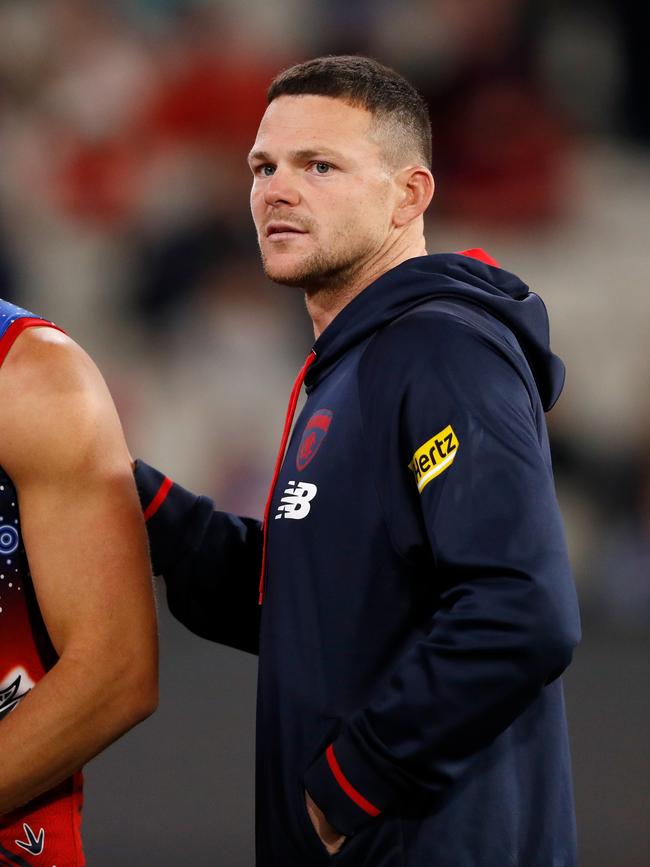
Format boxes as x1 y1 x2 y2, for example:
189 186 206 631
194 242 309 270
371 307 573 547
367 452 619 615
247 147 346 165
248 149 270 164
290 147 345 162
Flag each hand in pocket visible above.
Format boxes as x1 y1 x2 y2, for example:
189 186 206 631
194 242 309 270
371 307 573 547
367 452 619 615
305 790 347 855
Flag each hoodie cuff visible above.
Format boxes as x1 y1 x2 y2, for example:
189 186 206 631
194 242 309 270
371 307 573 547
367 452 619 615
304 729 398 838
134 459 200 576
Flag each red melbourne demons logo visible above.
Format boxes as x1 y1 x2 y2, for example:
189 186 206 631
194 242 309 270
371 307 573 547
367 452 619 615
296 409 333 471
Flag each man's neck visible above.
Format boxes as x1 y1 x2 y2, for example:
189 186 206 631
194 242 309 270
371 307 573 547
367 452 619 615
306 233 428 339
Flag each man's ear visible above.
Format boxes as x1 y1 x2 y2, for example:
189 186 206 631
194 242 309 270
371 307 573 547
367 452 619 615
392 166 435 227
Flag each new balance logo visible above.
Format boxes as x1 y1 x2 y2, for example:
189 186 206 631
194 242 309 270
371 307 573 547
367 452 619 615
275 482 317 520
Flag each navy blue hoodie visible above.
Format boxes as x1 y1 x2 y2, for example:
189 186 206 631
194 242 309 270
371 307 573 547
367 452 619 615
135 250 580 866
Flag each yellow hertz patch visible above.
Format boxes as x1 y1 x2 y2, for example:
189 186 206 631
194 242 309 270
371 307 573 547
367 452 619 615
409 425 459 493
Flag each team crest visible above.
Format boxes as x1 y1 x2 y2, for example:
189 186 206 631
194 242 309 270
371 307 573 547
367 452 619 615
296 409 333 471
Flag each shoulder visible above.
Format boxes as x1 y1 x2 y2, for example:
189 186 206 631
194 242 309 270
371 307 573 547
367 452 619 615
0 325 90 388
374 300 517 358
0 327 117 477
360 302 521 387
357 302 538 430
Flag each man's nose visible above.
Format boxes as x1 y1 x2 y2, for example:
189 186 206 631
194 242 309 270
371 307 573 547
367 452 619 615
263 168 300 207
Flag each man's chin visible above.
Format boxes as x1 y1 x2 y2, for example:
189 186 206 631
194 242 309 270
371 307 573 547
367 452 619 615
261 256 313 288
262 267 308 288
260 250 357 292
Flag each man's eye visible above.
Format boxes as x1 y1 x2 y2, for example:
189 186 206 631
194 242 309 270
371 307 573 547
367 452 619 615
259 165 275 176
313 162 331 174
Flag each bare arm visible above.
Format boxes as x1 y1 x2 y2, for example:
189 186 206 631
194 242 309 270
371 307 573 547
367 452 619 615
0 328 158 814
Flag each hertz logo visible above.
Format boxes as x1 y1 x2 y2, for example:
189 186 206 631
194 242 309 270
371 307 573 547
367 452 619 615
409 424 459 493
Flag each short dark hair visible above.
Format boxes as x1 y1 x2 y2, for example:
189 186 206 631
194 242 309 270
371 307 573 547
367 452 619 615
267 55 432 169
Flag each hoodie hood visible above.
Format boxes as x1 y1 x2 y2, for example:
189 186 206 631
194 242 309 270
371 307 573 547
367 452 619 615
306 249 565 410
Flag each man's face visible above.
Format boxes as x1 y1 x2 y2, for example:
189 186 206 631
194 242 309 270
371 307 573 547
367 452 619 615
248 95 395 291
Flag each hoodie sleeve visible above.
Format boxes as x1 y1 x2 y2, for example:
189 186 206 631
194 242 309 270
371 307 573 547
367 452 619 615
134 460 262 654
304 311 580 836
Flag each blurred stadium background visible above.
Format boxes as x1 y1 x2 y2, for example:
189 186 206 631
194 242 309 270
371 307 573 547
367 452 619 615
1 0 648 864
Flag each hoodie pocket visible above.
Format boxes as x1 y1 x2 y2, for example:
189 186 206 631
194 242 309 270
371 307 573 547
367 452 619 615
294 783 406 867
320 815 405 867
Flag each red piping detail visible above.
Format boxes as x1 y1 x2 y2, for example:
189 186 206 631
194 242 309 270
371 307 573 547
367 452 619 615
143 476 173 522
325 745 381 817
0 318 67 368
457 248 501 268
259 350 316 605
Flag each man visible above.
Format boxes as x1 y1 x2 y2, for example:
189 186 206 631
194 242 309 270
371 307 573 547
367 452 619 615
0 300 158 864
135 56 580 866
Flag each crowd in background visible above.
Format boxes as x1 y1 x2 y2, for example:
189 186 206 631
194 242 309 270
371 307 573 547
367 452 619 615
0 0 648 632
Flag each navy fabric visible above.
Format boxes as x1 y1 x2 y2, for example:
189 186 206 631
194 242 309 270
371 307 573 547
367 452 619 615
136 252 580 866
0 299 38 340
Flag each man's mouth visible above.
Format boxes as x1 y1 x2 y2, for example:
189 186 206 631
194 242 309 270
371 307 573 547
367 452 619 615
266 222 308 240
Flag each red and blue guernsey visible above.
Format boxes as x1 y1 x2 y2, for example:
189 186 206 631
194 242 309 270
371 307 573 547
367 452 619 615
0 300 84 866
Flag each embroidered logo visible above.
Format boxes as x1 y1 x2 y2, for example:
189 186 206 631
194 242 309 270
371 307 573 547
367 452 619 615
297 409 333 471
15 823 45 856
409 424 459 493
275 482 318 520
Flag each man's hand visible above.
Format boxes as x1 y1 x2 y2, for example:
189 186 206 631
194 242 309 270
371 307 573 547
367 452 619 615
305 790 346 855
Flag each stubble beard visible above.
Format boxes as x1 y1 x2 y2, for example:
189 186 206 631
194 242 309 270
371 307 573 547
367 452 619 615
259 223 378 297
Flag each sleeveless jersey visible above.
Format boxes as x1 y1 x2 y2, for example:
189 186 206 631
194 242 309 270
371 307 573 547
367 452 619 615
0 300 85 866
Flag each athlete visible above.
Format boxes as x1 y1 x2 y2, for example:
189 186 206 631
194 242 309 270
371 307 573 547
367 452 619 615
134 56 580 865
0 300 158 865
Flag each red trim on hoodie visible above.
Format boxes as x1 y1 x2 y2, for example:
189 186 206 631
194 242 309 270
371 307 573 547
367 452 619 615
259 350 316 604
143 476 174 522
325 745 381 817
458 248 501 268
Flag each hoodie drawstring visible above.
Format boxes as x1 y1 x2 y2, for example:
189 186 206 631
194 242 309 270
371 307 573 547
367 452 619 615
259 350 317 605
